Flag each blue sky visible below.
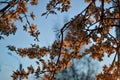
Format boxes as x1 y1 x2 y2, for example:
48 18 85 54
0 0 115 80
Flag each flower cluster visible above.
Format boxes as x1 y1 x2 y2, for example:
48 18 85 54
2 0 120 80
